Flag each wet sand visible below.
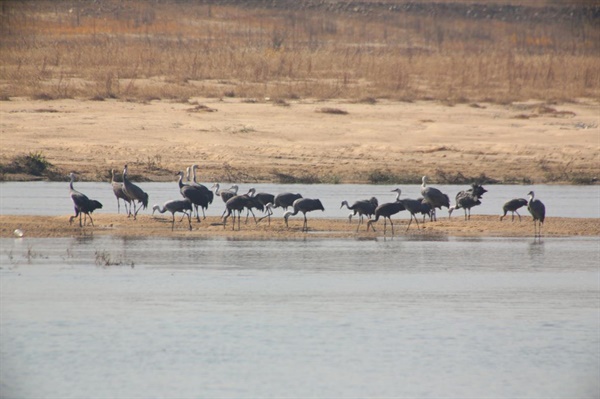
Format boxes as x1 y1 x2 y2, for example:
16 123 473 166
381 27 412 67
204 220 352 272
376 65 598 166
1 214 598 239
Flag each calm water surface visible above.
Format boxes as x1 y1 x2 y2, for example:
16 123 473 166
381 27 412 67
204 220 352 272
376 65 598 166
1 182 599 219
1 235 598 398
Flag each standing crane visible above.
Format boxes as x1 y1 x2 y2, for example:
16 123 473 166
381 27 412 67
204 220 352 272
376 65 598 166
283 198 325 232
111 168 131 216
177 171 211 223
122 165 148 220
367 189 405 235
420 176 450 221
274 192 303 210
527 191 546 237
68 172 103 227
341 197 378 231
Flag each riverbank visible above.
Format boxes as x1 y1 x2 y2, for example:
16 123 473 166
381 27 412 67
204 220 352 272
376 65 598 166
1 98 598 185
1 214 598 239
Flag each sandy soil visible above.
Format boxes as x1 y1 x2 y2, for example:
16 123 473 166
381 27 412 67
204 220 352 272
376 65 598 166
1 97 598 183
1 214 598 239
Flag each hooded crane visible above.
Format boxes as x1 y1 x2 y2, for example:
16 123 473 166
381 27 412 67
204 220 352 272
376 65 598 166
274 192 303 210
222 194 254 230
527 191 546 237
122 165 149 220
68 172 103 227
189 164 214 217
396 190 424 231
212 183 239 203
420 176 450 221
341 197 378 232
111 168 131 216
177 171 211 223
152 199 193 231
449 182 487 220
500 198 528 221
284 198 325 232
367 189 405 235
448 192 480 220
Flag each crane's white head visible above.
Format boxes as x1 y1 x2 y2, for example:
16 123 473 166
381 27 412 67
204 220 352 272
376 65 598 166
68 172 76 181
246 187 256 196
527 191 535 200
229 185 239 194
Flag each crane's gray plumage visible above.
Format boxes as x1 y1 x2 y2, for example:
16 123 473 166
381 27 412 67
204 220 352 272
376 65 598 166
122 165 148 220
152 199 193 231
420 176 450 221
111 168 131 216
222 194 254 230
284 198 325 232
341 197 378 231
500 198 528 221
449 182 487 220
396 190 423 231
212 183 239 204
367 189 405 235
190 164 214 212
449 192 481 220
274 192 303 210
178 171 211 223
68 172 103 227
527 191 546 237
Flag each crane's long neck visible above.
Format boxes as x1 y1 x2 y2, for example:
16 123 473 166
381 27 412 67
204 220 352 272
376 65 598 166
69 174 76 192
178 173 184 188
213 183 220 194
395 191 401 202
192 165 199 184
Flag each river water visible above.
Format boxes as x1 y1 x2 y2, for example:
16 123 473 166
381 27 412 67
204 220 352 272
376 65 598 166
1 183 599 398
1 234 598 399
1 181 599 218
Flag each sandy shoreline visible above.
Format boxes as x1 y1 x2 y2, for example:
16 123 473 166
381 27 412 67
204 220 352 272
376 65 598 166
1 97 598 184
1 214 598 239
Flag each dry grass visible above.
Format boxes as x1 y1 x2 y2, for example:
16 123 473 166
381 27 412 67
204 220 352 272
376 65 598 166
0 1 598 103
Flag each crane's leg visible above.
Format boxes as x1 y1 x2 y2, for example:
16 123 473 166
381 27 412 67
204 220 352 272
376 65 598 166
390 218 394 236
516 211 521 222
406 215 413 231
356 217 362 232
186 211 192 230
88 213 94 227
117 199 121 214
171 213 175 231
414 214 420 229
464 209 468 220
223 210 229 229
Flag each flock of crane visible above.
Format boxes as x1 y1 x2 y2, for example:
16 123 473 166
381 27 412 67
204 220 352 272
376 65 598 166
68 165 547 237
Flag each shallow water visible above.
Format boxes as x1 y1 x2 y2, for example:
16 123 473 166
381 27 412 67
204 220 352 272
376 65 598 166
1 235 598 398
1 182 599 219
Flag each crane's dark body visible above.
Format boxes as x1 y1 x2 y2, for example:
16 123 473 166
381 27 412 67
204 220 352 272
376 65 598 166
111 169 131 215
274 192 303 210
178 171 211 222
501 198 528 221
284 198 325 232
367 189 405 235
153 199 193 231
341 197 378 231
69 173 103 227
122 165 149 220
527 191 546 237
421 176 450 221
